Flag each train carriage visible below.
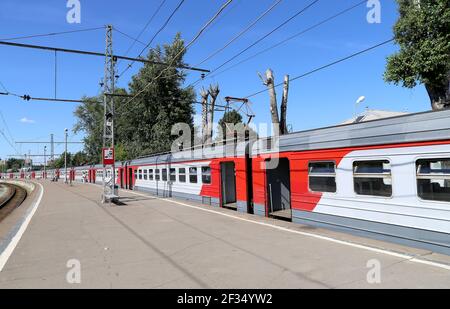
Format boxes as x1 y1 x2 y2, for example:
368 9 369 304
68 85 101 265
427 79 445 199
74 166 89 183
31 109 450 255
119 109 450 254
129 142 251 210
250 109 450 254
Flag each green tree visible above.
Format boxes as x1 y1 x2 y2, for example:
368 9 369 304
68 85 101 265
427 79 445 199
384 0 450 110
5 158 25 172
52 152 72 169
71 151 89 166
125 33 195 156
114 143 128 162
218 110 243 136
74 34 195 161
73 95 104 163
217 110 257 141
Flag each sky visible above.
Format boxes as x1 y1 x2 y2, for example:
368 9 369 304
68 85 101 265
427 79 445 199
0 0 431 164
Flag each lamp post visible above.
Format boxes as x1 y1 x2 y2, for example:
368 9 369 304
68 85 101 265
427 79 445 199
355 96 366 119
44 146 47 180
64 128 68 184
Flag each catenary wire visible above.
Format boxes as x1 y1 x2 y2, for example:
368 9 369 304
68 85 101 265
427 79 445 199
189 0 321 88
244 38 395 98
118 0 235 113
208 0 368 80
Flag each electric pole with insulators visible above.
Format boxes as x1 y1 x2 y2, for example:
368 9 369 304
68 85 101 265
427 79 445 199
102 25 118 204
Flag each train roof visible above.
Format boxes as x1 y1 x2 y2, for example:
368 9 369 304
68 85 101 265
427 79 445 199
256 108 450 154
80 108 450 168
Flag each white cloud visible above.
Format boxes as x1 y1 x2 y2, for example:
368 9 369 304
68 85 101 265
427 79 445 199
20 117 35 124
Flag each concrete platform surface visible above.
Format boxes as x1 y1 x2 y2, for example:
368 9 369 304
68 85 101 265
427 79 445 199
0 181 449 289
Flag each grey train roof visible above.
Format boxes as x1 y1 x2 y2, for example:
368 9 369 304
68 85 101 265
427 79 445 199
255 109 450 155
76 109 450 168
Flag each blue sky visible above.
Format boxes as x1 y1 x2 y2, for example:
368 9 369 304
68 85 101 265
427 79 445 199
0 0 430 164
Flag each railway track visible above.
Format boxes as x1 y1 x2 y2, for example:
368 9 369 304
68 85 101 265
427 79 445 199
0 183 27 223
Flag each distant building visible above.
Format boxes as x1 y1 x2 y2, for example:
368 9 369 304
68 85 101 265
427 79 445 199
342 109 409 125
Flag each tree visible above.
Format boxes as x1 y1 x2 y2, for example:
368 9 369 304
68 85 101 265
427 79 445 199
384 0 450 110
259 69 290 135
4 158 24 172
73 95 105 163
71 151 89 166
52 152 72 169
218 110 243 136
217 110 258 142
73 34 195 161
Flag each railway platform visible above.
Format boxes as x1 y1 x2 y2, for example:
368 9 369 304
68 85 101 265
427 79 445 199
0 180 449 288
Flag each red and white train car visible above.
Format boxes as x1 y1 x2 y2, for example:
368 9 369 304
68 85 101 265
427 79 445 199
249 109 450 254
67 109 450 254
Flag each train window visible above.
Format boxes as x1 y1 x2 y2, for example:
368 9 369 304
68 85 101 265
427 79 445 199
179 168 186 183
417 158 450 202
202 167 211 184
162 169 168 181
170 168 176 182
189 167 198 183
138 169 142 180
155 169 160 181
354 160 392 197
309 162 336 193
143 169 148 180
149 169 154 181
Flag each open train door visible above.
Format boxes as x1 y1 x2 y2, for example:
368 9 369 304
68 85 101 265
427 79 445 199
266 158 292 221
221 162 237 210
119 168 124 189
127 167 134 190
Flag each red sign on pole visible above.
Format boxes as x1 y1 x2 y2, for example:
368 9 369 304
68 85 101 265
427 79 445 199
102 148 115 165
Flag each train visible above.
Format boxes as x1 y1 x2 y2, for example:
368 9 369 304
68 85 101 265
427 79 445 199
3 109 450 255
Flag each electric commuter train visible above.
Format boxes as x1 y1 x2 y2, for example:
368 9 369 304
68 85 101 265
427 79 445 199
20 109 450 255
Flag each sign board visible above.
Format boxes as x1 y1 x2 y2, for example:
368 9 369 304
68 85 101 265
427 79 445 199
102 148 115 165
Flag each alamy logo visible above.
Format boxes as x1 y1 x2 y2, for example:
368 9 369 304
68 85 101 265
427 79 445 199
66 259 81 284
366 0 381 24
66 0 81 24
366 259 381 284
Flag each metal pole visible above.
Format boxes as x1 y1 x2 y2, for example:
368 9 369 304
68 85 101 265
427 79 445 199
50 133 54 162
28 150 31 178
64 128 68 184
102 25 118 203
44 146 47 180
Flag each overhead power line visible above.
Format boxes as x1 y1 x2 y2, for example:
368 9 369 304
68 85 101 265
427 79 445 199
0 80 9 95
244 38 395 99
118 0 186 79
113 27 147 47
0 110 16 148
118 0 235 113
0 128 17 153
190 0 321 87
0 92 100 104
117 0 168 60
209 0 367 80
0 26 105 41
0 92 227 111
16 141 83 144
0 40 210 73
195 0 283 67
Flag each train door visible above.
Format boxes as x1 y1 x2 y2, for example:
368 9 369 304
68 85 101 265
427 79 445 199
221 162 237 209
266 158 292 221
128 167 134 190
119 168 124 189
